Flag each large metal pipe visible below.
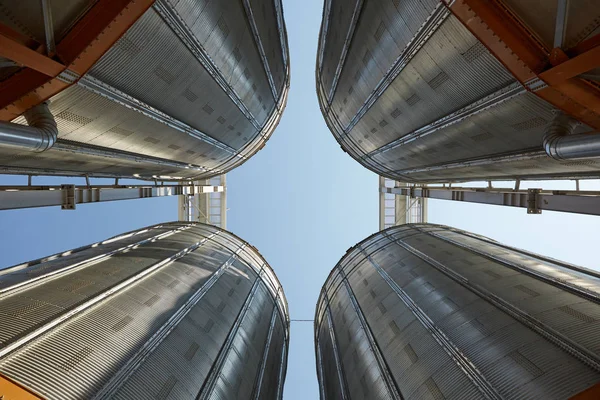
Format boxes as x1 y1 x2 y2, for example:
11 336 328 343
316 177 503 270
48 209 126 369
543 112 600 160
0 102 57 152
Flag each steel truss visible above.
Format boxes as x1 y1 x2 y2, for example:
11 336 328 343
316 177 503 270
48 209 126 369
0 183 223 211
382 185 600 216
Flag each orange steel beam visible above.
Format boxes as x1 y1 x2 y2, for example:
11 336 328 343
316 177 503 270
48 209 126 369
0 373 44 399
541 45 600 85
0 31 65 76
446 0 600 131
570 383 600 399
0 0 154 121
569 32 600 57
0 23 39 49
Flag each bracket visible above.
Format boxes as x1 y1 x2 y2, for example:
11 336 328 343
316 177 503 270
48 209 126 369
61 184 76 210
527 188 542 214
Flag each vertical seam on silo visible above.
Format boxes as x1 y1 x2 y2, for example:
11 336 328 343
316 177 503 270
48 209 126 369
344 4 450 134
361 82 526 160
443 226 600 281
252 305 277 400
315 336 327 399
275 326 288 400
0 230 220 360
339 268 403 399
359 243 504 400
0 224 196 299
0 223 165 275
197 272 263 399
152 0 262 131
92 242 246 400
326 0 365 105
416 227 600 304
392 149 547 176
77 76 240 158
316 0 333 76
273 0 289 68
324 292 350 400
383 232 600 373
240 0 279 102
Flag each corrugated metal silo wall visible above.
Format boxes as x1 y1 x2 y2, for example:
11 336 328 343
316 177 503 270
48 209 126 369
0 222 289 400
0 0 289 180
316 0 600 182
315 224 600 399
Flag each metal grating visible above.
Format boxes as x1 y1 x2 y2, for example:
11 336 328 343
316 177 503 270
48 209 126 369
428 71 449 90
509 351 543 378
111 315 134 332
558 305 595 323
462 42 486 63
514 284 540 297
108 126 134 137
59 347 94 372
374 22 386 41
55 110 93 125
404 344 418 363
185 342 199 361
406 93 420 106
470 132 493 142
511 117 548 131
425 378 444 400
153 66 176 84
157 375 178 400
183 88 198 102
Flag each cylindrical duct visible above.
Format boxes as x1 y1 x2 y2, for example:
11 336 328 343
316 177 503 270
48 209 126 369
315 224 600 399
0 102 57 152
0 222 289 400
543 112 600 160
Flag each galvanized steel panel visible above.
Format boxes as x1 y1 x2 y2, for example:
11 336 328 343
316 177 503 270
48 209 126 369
317 0 600 182
316 224 600 399
0 0 289 180
0 222 289 400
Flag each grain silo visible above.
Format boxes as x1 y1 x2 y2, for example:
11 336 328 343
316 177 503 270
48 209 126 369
0 0 289 180
316 223 600 399
316 0 600 182
0 222 289 399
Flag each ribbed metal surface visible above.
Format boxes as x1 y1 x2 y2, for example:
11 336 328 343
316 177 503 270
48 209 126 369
316 0 600 182
315 224 600 399
0 222 289 400
0 0 289 180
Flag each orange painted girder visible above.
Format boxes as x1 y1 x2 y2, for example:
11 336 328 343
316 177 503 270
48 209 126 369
541 45 600 85
570 382 600 399
0 373 44 399
446 0 600 131
56 0 155 75
0 31 65 77
0 0 155 121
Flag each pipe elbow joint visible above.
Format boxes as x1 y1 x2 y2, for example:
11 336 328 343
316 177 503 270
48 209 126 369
23 102 58 152
543 112 579 161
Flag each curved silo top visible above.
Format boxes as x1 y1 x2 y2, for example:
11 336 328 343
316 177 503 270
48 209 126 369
0 222 289 400
315 223 600 399
316 0 600 183
0 0 289 180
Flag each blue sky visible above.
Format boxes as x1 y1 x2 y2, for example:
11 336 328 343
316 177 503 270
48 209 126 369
1 0 600 399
